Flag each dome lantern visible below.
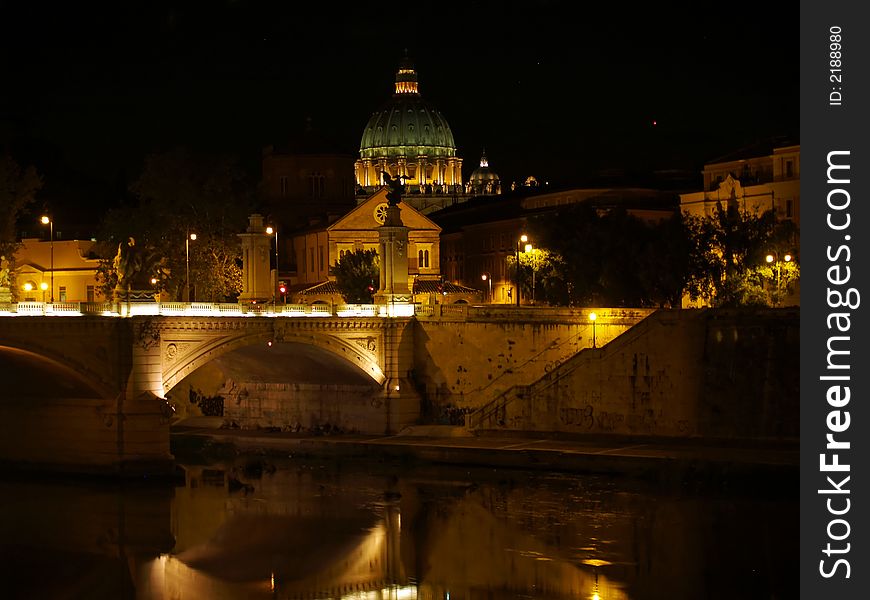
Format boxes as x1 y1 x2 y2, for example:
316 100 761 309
394 57 419 95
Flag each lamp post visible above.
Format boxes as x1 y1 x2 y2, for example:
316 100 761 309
765 252 793 307
185 231 197 302
266 225 278 310
589 311 597 348
481 272 492 303
524 242 535 305
40 281 48 303
40 216 54 302
515 234 527 307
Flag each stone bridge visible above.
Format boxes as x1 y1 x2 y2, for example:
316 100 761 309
0 306 651 473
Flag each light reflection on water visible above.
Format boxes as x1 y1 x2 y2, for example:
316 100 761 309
0 459 797 599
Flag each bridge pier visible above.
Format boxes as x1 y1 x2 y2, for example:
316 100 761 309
375 319 420 434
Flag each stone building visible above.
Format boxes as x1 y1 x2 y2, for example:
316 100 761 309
288 188 479 306
13 238 104 303
679 142 800 226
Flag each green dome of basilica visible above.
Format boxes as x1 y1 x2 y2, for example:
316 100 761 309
359 98 457 159
359 61 458 160
355 58 463 194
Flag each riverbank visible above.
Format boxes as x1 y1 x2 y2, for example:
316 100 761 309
171 419 799 488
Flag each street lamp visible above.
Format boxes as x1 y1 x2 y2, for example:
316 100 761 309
185 231 197 302
481 272 492 303
524 242 536 305
40 281 48 303
515 234 528 307
266 225 279 310
40 215 54 302
765 252 793 307
589 311 597 348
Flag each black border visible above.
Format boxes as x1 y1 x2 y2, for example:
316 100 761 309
800 1 869 595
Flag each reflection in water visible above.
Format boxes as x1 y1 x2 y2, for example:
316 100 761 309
0 460 797 599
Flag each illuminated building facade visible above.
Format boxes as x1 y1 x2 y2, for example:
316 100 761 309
13 238 104 303
679 143 800 226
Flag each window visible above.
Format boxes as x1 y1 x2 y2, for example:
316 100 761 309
786 199 794 218
418 249 429 268
309 248 315 273
319 246 324 271
87 286 95 302
309 172 325 199
59 286 67 302
785 161 794 178
280 176 288 197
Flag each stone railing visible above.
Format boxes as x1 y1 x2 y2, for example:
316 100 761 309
0 301 395 318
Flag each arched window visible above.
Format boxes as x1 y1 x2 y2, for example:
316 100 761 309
417 249 430 268
309 171 325 199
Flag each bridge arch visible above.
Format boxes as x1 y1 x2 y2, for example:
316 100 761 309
161 327 387 395
0 344 114 401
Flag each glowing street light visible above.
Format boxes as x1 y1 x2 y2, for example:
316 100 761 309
481 272 492 303
515 234 528 306
185 231 197 302
589 311 597 348
524 242 537 304
40 281 48 303
765 252 794 307
40 215 54 302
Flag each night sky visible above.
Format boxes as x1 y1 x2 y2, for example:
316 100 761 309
1 1 799 228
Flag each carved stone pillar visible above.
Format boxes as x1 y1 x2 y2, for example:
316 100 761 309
237 214 273 303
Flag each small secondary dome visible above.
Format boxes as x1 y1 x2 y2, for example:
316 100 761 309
466 151 501 195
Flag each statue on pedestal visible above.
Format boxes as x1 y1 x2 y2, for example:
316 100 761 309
112 237 165 302
0 255 11 303
0 255 10 289
381 171 405 206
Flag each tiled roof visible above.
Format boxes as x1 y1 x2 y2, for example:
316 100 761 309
297 280 343 295
413 280 480 294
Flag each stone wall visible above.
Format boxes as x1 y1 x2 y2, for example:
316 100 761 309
412 307 653 417
472 309 799 441
222 382 380 433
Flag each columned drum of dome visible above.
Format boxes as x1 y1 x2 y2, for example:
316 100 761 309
355 59 463 195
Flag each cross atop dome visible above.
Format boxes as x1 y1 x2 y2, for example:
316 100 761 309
479 149 489 168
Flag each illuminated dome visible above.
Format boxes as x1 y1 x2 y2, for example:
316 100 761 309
355 57 463 193
467 150 500 195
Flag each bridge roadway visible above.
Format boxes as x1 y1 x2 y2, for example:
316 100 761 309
0 302 652 474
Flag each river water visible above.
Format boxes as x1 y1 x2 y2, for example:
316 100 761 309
0 456 797 599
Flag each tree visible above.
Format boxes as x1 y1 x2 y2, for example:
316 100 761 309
529 204 688 307
0 154 42 298
507 247 566 306
683 202 799 307
331 249 379 303
96 147 251 301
